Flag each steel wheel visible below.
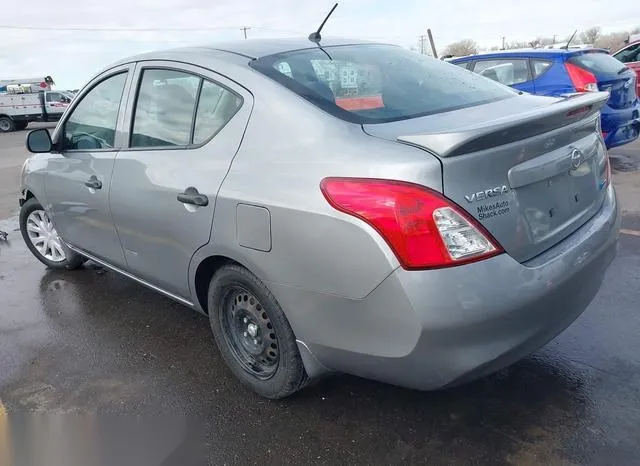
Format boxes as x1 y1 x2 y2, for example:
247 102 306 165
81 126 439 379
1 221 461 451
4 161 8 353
220 286 280 380
25 210 66 263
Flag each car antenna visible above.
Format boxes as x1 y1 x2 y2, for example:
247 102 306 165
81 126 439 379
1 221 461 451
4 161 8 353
308 3 339 43
563 30 577 49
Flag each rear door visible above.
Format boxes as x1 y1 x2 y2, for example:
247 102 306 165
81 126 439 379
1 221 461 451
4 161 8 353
613 42 640 97
471 58 536 94
109 62 251 299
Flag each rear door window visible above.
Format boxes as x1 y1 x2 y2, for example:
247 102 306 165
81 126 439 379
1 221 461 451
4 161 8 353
532 60 553 79
193 80 242 145
472 59 532 86
131 69 200 147
250 44 516 124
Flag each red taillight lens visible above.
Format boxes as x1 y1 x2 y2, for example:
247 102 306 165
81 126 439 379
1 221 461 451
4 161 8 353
565 62 599 92
320 178 503 269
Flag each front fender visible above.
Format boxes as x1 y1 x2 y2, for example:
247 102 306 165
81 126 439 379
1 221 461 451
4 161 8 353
20 155 50 209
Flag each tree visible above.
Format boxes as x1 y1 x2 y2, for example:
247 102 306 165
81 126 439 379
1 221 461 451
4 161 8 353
442 39 479 57
505 40 529 49
580 26 601 44
529 37 555 48
595 32 630 52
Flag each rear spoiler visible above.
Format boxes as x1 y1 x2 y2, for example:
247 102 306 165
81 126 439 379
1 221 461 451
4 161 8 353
397 91 609 157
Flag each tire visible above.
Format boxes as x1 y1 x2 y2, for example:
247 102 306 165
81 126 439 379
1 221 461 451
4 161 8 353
19 197 86 270
0 116 15 133
14 121 28 131
208 264 309 399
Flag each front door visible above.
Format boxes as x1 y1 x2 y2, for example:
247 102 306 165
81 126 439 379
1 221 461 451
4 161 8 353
109 63 251 299
45 66 133 267
44 91 69 120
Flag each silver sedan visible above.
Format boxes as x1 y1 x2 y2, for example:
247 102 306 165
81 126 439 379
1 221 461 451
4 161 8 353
19 38 619 398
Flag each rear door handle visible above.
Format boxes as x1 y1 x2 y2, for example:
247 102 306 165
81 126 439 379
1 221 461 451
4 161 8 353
177 187 208 207
84 176 102 190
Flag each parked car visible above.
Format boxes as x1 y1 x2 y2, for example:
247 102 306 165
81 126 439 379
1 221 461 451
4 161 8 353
451 48 640 149
612 39 640 97
20 38 619 399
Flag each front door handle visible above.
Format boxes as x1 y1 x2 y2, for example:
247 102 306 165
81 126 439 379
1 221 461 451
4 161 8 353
177 187 208 207
84 176 102 190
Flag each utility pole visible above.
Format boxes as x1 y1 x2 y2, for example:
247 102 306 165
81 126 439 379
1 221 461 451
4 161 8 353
427 28 438 58
240 26 251 39
501 36 506 50
418 35 426 54
552 34 558 44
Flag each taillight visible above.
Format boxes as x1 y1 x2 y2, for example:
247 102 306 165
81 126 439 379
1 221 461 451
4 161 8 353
565 62 599 92
320 178 503 270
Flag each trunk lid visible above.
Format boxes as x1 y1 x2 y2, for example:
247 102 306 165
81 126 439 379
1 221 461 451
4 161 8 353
567 51 638 109
363 92 610 263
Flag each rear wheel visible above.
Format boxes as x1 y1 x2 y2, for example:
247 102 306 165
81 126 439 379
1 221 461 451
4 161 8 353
208 264 308 399
19 197 85 270
0 116 14 133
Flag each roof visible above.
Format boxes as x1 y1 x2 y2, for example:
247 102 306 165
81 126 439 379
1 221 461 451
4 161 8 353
450 47 609 62
106 37 390 71
203 37 384 59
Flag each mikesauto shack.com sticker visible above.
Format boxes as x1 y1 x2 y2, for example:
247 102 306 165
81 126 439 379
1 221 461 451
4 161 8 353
477 201 510 220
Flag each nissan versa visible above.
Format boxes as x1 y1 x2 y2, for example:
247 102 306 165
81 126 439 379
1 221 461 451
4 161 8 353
19 38 620 399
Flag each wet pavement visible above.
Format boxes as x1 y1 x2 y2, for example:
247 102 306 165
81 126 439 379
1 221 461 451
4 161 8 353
1 130 640 463
0 212 639 464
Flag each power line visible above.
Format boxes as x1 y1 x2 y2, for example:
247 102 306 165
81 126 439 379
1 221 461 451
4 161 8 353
0 24 308 35
0 24 241 32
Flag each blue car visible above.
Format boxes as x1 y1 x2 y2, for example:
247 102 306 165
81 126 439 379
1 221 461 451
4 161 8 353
451 49 640 149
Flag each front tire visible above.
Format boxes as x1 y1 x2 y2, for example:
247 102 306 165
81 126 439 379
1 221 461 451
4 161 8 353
208 264 309 399
19 198 85 270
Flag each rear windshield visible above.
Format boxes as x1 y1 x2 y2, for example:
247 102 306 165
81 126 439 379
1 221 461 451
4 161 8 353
250 44 517 124
568 52 629 75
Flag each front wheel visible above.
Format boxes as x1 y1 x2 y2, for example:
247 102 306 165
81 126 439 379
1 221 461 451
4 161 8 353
19 197 86 270
208 264 309 399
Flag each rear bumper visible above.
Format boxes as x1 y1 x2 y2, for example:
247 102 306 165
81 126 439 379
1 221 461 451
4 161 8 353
601 102 640 148
288 184 619 390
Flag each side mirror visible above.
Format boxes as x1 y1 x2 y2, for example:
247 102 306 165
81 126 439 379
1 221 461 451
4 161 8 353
26 129 53 153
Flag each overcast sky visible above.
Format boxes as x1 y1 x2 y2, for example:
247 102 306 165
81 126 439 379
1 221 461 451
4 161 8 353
0 0 637 89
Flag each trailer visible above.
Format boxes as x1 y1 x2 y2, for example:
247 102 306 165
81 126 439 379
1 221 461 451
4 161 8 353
0 76 70 132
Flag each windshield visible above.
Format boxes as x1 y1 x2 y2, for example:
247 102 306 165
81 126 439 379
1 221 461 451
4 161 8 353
250 44 517 124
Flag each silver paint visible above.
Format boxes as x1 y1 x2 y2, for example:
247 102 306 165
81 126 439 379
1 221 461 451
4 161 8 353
20 38 620 391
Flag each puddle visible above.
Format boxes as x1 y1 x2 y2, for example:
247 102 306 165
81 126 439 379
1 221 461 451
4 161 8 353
610 153 640 173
